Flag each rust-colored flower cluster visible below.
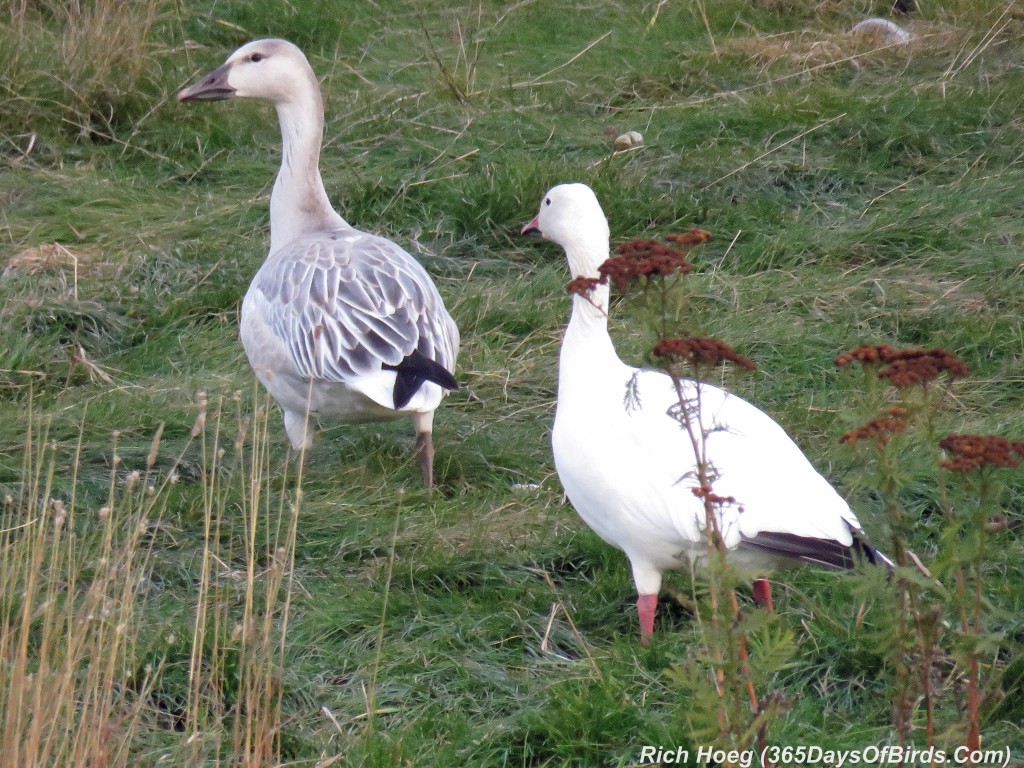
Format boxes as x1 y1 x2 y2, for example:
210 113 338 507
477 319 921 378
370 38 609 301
599 238 696 291
839 407 908 447
692 484 736 506
835 343 969 389
834 343 899 367
938 433 1024 473
565 276 603 298
653 337 757 372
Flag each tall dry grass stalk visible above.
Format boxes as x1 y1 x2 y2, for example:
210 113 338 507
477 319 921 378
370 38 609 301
0 397 163 768
0 388 301 767
185 391 302 767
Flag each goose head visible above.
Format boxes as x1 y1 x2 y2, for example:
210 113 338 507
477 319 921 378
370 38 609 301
521 183 610 278
178 39 317 105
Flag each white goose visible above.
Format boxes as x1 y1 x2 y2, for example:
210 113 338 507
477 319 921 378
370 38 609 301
179 40 459 488
522 183 887 642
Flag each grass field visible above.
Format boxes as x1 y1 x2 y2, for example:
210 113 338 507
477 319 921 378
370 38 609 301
2 0 1024 765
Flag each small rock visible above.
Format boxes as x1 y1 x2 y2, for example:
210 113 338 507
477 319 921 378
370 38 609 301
613 130 644 150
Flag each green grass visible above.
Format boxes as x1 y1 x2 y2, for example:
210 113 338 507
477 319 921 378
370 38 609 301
3 0 1024 764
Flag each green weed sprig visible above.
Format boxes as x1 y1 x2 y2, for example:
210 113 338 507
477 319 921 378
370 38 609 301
580 231 791 756
837 343 1021 760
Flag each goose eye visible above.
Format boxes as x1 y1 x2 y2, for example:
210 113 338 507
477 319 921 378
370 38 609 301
545 198 551 206
249 53 264 63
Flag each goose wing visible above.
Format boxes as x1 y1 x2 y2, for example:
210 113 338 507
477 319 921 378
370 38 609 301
617 369 861 553
253 228 459 398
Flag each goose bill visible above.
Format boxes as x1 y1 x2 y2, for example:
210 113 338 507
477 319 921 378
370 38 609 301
178 64 235 102
520 216 541 236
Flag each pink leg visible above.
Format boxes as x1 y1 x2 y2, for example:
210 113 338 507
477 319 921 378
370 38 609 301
637 593 658 645
752 578 774 612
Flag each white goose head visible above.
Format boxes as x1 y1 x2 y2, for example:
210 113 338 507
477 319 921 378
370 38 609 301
178 39 318 105
522 183 611 279
178 39 343 252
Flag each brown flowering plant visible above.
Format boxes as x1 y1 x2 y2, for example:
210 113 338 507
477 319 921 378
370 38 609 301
834 343 969 389
564 233 707 312
565 276 603 299
600 228 789 747
936 430 1024 754
598 235 699 291
835 340 1022 757
653 337 757 373
938 433 1024 473
838 407 908 450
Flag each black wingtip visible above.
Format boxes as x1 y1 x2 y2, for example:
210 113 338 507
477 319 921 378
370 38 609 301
383 349 458 409
741 529 894 572
741 532 858 570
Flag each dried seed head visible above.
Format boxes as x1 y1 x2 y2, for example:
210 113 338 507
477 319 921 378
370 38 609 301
653 337 757 372
839 415 908 447
147 422 164 469
234 417 250 452
598 238 695 291
565 276 603 298
938 432 1024 472
691 485 736 506
835 344 969 388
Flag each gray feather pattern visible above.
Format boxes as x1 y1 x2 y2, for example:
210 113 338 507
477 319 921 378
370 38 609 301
254 228 458 383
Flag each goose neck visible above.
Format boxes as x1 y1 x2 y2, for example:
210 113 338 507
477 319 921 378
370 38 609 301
564 239 609 284
269 87 347 252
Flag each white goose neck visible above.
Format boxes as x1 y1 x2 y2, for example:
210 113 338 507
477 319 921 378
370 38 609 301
562 278 617 378
563 239 612 339
564 238 609 282
269 84 349 253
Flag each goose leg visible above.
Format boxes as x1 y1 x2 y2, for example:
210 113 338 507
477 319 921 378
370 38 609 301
637 593 658 645
752 578 774 612
413 411 435 491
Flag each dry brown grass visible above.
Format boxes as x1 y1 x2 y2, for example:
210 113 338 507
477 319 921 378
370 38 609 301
4 0 170 136
0 394 300 767
722 22 968 74
3 243 118 295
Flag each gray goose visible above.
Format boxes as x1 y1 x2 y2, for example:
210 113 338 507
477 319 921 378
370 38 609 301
179 39 460 488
